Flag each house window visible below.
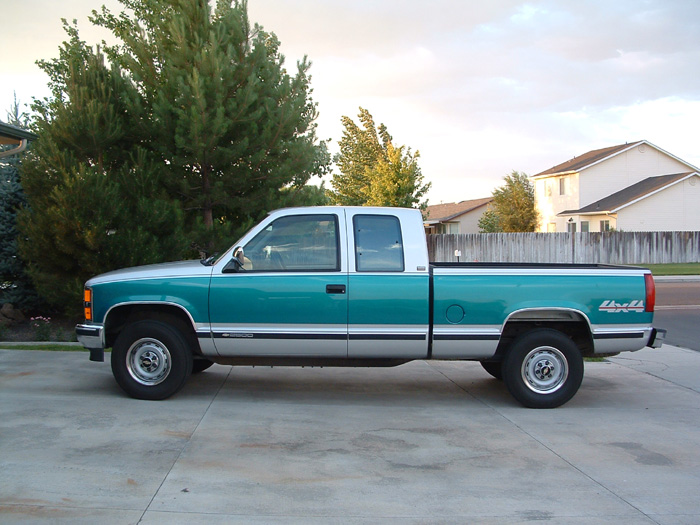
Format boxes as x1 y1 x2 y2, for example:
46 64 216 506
437 223 460 234
581 221 589 233
600 220 610 232
567 221 577 233
559 177 567 196
547 222 556 232
545 181 552 197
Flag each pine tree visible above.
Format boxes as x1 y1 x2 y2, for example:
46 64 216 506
18 0 330 312
19 22 187 312
330 107 430 211
0 97 40 311
92 0 330 250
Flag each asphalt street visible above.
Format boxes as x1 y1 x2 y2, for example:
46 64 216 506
654 281 700 351
1 344 699 524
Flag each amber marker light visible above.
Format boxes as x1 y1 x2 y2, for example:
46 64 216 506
84 288 93 321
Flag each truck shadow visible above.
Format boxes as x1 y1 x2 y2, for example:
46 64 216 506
197 362 514 407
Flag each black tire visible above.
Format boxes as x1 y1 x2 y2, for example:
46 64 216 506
111 320 193 400
502 329 583 409
480 360 503 380
192 358 214 374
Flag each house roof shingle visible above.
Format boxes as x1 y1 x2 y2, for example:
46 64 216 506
558 172 697 216
534 142 642 177
425 197 493 223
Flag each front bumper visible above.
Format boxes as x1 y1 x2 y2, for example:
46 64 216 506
76 324 105 362
648 328 667 349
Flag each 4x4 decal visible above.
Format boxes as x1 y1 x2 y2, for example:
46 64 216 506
599 300 645 313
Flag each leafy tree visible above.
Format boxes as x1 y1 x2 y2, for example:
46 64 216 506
1 97 41 310
477 208 501 233
329 107 429 212
478 171 538 233
17 0 329 312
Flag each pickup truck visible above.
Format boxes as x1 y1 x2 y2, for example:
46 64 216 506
76 206 665 408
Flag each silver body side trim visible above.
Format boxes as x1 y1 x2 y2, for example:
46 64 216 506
432 325 501 359
348 324 429 359
591 325 653 354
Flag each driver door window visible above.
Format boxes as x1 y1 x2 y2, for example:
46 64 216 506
241 214 339 272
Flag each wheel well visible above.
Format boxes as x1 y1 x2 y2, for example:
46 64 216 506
104 304 201 355
495 311 594 359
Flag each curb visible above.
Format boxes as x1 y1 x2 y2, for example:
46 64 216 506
0 342 82 347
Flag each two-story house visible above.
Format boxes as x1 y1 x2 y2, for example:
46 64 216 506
532 141 700 232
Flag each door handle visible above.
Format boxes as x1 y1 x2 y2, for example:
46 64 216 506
326 284 346 294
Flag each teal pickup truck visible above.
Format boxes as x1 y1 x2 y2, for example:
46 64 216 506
77 206 665 407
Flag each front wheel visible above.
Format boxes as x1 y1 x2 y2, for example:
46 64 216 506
502 329 583 408
111 320 193 400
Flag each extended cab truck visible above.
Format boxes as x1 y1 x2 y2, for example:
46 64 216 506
76 206 666 408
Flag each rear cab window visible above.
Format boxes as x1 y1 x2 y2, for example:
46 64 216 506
353 215 405 272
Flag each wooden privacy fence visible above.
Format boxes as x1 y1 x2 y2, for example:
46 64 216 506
427 232 700 264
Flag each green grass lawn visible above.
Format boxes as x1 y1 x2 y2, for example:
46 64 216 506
0 343 86 351
641 263 700 275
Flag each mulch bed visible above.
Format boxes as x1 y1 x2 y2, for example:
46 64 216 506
0 316 80 343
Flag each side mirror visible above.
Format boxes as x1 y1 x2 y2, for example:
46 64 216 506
223 247 245 273
233 247 245 265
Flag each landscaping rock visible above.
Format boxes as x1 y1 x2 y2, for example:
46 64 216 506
1 303 25 323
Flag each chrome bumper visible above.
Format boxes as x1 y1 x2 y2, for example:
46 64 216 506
648 328 667 349
76 324 105 362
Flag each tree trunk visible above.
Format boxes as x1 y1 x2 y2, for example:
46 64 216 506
201 166 213 229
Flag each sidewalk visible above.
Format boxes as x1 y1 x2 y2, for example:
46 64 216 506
653 274 700 282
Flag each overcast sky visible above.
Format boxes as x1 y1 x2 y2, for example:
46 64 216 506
2 0 699 203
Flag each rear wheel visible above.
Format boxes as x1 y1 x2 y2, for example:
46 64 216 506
502 329 583 408
111 320 193 400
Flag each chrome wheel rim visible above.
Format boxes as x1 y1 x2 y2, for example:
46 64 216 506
126 338 171 386
521 346 568 394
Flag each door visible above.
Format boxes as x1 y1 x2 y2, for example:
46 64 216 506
347 212 430 358
209 213 348 357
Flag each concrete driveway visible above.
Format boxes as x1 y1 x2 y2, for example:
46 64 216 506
1 345 699 524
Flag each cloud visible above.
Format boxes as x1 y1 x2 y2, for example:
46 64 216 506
3 0 699 201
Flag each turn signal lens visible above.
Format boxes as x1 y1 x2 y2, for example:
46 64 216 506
84 288 93 321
